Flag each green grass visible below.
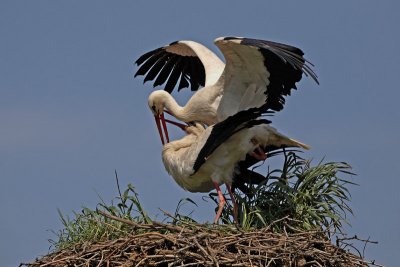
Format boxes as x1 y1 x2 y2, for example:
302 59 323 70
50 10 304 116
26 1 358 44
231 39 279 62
51 151 355 250
212 151 355 233
51 182 152 250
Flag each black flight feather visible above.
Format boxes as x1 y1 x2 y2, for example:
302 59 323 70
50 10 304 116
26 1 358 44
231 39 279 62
164 58 183 93
135 42 207 93
178 60 190 91
224 37 319 112
178 73 190 91
134 50 165 77
143 54 168 83
153 56 178 87
192 106 272 173
135 47 163 66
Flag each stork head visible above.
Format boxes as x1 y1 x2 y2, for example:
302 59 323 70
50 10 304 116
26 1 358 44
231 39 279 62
148 90 173 145
148 90 168 116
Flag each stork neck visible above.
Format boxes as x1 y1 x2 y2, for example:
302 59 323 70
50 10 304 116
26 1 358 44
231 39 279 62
163 94 191 122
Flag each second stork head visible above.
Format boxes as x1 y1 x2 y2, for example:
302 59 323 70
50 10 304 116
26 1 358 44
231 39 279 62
148 90 170 145
148 90 188 145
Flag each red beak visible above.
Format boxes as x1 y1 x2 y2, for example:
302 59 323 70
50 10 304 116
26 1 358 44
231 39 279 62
154 113 169 145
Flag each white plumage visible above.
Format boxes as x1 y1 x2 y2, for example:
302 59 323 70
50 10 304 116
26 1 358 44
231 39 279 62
163 123 308 192
160 114 309 223
137 37 319 138
136 36 317 223
164 40 224 87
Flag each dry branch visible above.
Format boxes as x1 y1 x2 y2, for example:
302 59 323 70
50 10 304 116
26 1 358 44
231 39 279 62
20 215 377 267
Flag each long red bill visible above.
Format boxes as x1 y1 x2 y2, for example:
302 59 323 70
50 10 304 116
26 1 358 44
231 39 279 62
160 113 169 143
154 115 165 145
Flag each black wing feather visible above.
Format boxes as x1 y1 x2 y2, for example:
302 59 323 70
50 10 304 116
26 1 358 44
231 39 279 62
246 39 319 111
143 54 168 83
135 48 163 65
190 57 205 91
164 58 183 93
153 56 178 87
223 37 319 112
134 51 165 78
178 73 190 91
188 57 201 91
232 168 266 196
178 60 190 91
192 107 272 173
135 42 206 93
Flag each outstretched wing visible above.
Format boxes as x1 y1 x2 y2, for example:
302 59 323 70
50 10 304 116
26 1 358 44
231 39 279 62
135 40 224 93
214 37 319 121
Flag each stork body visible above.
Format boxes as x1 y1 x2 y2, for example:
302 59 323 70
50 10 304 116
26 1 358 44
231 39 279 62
160 108 309 223
136 37 317 223
162 123 308 192
138 37 319 132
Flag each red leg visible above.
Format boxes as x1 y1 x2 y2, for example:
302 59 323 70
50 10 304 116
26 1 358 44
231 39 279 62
164 118 188 131
213 182 226 224
226 183 238 224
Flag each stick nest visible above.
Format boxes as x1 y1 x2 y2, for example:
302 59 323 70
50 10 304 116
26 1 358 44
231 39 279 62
21 217 372 267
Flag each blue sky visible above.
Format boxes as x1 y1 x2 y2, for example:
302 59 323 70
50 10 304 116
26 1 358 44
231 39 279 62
1 1 399 266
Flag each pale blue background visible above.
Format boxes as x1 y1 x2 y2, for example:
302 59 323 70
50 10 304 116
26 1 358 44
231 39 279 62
1 1 399 266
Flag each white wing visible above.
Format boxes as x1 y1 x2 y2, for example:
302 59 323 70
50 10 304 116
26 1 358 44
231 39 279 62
214 37 319 121
135 40 225 93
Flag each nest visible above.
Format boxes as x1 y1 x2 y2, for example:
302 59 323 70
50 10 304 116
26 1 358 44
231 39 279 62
20 212 375 267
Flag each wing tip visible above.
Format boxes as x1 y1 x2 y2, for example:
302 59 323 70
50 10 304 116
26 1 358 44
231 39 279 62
214 36 243 44
169 40 180 46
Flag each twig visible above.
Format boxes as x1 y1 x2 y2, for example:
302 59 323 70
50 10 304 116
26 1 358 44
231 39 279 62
96 210 147 229
21 225 379 267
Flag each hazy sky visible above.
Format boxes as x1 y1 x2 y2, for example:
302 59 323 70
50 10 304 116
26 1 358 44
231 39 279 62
1 1 399 266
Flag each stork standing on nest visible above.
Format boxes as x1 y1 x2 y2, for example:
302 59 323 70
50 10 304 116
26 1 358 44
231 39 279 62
135 37 319 144
159 107 310 223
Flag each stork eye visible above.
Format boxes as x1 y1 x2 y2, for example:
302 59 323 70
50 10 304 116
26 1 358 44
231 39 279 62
151 105 156 112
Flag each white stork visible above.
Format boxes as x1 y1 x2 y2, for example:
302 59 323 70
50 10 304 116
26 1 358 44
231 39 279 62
135 37 319 143
159 107 310 223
